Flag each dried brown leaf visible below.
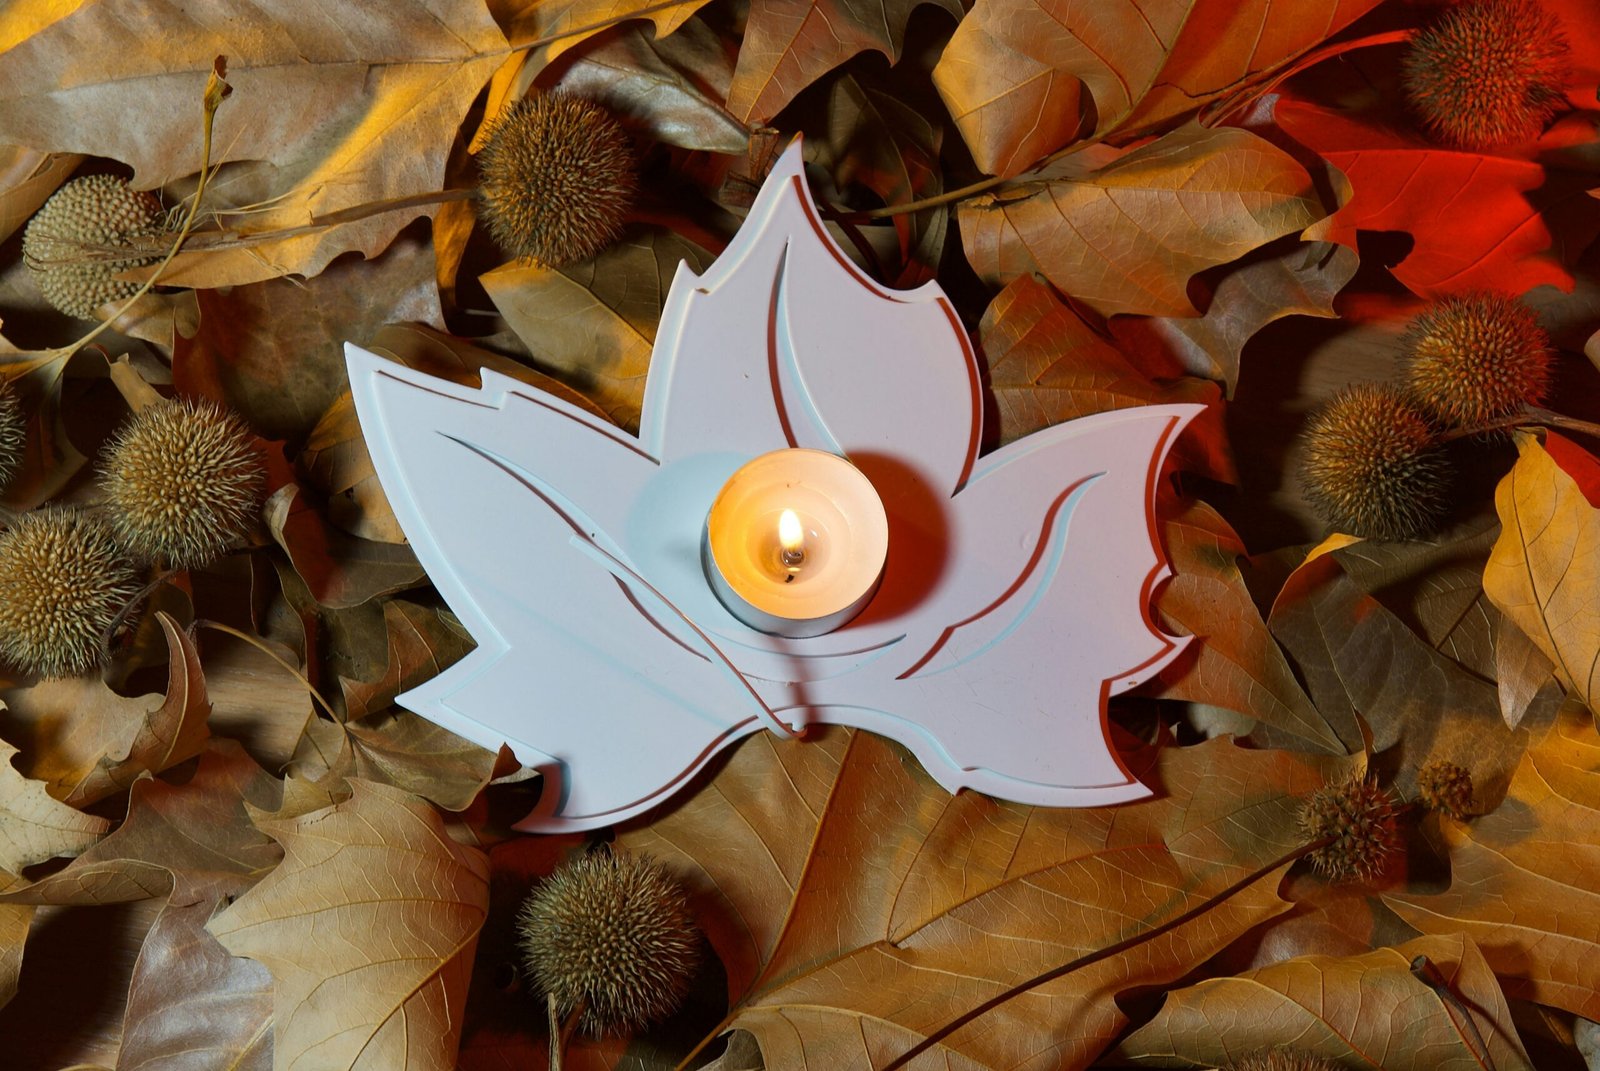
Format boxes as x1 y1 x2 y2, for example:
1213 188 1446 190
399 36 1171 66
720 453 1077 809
1485 434 1600 715
292 710 497 813
0 739 109 874
621 728 1353 1070
0 146 79 245
958 125 1323 317
482 226 715 429
264 484 426 610
1388 702 1600 1020
0 1 508 286
1 613 210 806
337 600 474 721
1116 933 1533 1070
208 780 489 1071
1150 500 1343 753
1498 617 1560 731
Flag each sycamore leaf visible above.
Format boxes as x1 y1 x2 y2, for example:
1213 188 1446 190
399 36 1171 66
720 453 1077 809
292 710 497 813
620 728 1354 1071
1268 544 1527 806
0 872 26 1009
338 600 475 721
265 484 426 610
725 0 961 124
1110 241 1357 396
208 780 489 1071
0 740 109 874
931 0 1382 177
958 125 1323 317
1150 500 1344 753
0 145 79 244
977 273 1230 479
1485 434 1600 715
1 613 210 806
547 19 749 154
482 226 715 430
0 0 508 286
170 233 443 443
1275 98 1600 298
1116 933 1534 1071
492 0 714 69
1388 702 1600 1020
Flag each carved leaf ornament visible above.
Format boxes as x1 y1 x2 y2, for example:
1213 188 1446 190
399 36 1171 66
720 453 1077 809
347 141 1200 830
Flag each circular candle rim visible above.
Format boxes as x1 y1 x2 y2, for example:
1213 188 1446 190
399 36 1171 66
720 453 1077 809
705 448 888 622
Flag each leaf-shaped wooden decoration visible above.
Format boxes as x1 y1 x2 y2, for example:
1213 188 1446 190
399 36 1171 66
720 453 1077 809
0 740 109 874
959 125 1323 317
0 0 508 286
931 0 1382 177
1 613 210 806
1485 434 1600 715
1388 702 1600 1020
1116 933 1534 1070
725 0 961 124
620 728 1354 1070
208 780 489 1071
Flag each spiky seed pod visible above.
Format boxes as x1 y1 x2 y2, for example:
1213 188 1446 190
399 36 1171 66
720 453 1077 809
100 398 264 569
1299 774 1400 883
1418 761 1475 818
1402 0 1571 150
1403 292 1553 427
22 174 163 318
0 381 25 490
477 95 637 268
516 850 699 1035
1299 385 1450 541
0 509 139 677
1233 1049 1341 1071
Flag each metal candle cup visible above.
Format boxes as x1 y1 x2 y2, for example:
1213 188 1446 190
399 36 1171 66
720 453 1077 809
703 448 888 637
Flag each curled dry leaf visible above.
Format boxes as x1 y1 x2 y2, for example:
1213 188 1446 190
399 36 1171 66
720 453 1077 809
620 727 1357 1071
1485 434 1600 715
725 0 961 125
1388 702 1600 1021
0 739 110 874
1 613 210 806
931 0 1382 176
482 227 716 430
958 125 1324 318
1149 499 1344 754
0 145 80 245
1116 933 1534 1071
0 342 88 513
0 0 509 287
207 780 490 1071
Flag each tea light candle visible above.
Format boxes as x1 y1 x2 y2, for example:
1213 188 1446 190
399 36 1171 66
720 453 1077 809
703 448 888 637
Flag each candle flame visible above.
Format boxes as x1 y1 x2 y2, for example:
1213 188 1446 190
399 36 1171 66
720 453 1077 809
778 509 804 554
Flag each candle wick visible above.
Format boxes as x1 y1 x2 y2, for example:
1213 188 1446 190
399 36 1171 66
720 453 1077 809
780 546 805 569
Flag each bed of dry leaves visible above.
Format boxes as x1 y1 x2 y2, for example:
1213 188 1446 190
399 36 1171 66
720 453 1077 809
0 1 1599 1069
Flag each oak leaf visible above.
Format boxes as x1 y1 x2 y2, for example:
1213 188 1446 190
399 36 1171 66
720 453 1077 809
620 728 1355 1071
958 125 1323 317
0 0 508 286
1 613 210 806
931 0 1382 177
1116 933 1534 1070
208 780 489 1071
1484 434 1600 714
1387 702 1600 1020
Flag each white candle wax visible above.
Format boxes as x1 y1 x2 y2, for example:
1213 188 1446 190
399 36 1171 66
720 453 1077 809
703 448 888 637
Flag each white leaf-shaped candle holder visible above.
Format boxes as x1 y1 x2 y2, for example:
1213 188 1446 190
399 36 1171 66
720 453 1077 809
347 140 1201 832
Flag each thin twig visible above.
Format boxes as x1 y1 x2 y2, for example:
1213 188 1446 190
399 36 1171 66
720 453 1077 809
548 994 585 1071
1438 407 1600 444
98 568 179 665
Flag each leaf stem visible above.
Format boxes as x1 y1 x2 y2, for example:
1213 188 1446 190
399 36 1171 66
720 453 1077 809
1439 407 1600 444
179 187 479 253
193 619 341 725
1410 954 1498 1071
548 994 585 1071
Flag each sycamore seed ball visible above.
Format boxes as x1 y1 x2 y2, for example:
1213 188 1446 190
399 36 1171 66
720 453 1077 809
1402 0 1571 150
1299 775 1400 883
477 95 637 268
516 850 699 1035
1418 761 1475 818
1403 292 1553 427
1299 385 1449 541
0 381 25 490
1233 1050 1341 1071
100 398 264 569
0 509 139 678
22 174 163 319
